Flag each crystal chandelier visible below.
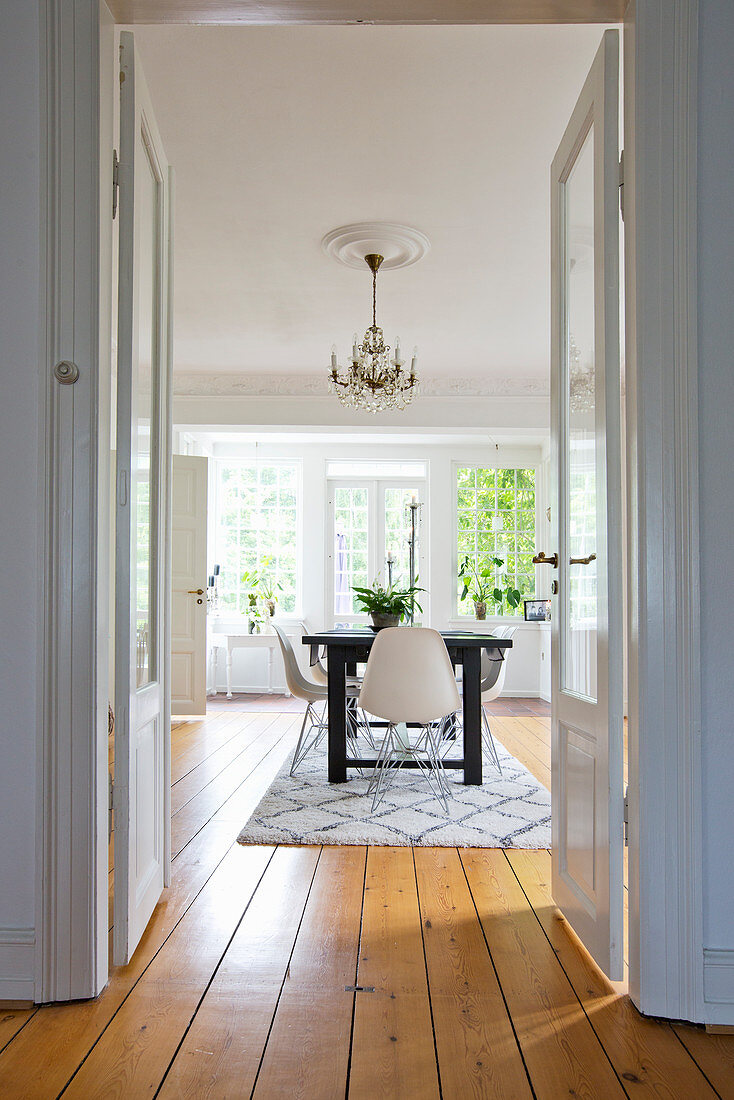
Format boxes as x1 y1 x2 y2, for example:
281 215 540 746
329 253 419 413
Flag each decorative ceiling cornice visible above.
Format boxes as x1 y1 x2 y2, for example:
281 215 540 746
172 372 550 399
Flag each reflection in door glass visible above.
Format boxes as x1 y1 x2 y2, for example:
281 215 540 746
135 136 159 689
562 124 597 702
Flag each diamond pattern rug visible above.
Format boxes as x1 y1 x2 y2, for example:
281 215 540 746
237 732 550 848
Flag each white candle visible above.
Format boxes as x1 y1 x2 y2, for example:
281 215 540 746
411 345 418 373
330 344 337 369
386 550 394 563
352 333 359 360
411 492 417 504
395 337 402 364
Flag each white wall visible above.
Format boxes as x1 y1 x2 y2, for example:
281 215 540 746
0 0 41 998
181 435 550 697
697 0 734 1009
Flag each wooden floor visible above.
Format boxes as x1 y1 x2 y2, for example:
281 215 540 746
0 704 731 1099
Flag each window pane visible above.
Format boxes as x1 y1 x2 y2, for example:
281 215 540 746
334 486 370 614
215 462 300 616
384 487 418 591
456 465 537 617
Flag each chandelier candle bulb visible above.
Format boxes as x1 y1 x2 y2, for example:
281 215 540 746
331 344 337 369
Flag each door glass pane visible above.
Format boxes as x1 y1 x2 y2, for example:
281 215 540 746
561 124 597 701
334 486 369 616
384 487 419 591
135 133 160 689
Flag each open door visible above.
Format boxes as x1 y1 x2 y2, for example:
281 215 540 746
171 455 208 716
114 31 173 965
546 30 624 979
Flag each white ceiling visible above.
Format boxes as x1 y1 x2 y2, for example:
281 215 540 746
130 24 613 385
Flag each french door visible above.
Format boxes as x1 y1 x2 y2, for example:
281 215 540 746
114 31 174 965
171 455 208 717
327 479 427 625
548 29 625 980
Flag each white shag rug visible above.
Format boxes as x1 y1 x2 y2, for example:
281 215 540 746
237 731 550 848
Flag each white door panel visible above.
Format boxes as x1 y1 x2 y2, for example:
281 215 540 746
550 29 624 980
114 30 173 966
171 455 208 715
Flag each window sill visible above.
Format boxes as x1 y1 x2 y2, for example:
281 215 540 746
446 618 548 629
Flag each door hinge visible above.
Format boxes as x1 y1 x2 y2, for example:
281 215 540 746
619 149 625 222
112 149 120 220
108 771 114 840
623 785 630 847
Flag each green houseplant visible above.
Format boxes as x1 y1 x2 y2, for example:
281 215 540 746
258 564 282 617
351 579 424 630
458 555 521 620
241 568 262 633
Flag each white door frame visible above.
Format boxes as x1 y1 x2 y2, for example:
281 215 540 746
38 0 703 1023
623 0 702 1021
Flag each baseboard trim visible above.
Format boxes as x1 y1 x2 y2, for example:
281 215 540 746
211 684 546 701
0 928 35 1002
703 949 734 1012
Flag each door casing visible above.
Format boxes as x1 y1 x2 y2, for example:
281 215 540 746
37 0 702 1023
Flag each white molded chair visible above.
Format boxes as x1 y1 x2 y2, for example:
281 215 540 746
478 625 517 773
448 625 516 774
358 627 462 811
272 624 328 775
272 624 367 775
296 621 372 745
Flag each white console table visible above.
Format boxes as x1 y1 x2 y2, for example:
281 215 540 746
208 623 298 699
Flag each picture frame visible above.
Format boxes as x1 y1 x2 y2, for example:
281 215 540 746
524 598 551 622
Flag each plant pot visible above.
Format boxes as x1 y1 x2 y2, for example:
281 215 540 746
370 613 400 631
474 601 487 620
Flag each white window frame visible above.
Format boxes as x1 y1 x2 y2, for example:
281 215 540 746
211 457 303 620
451 460 541 622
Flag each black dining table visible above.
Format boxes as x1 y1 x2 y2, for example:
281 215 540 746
301 628 513 785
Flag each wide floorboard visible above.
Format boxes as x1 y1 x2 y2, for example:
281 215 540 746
0 701 729 1099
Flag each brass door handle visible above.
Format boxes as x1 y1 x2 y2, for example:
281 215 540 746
569 553 597 566
532 552 559 568
188 588 205 595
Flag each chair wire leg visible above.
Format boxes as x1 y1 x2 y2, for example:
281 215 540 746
424 724 450 810
482 709 503 774
289 702 326 776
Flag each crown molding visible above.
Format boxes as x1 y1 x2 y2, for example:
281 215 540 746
172 371 550 398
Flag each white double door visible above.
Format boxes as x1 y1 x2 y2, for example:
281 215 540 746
113 31 173 966
548 29 625 981
327 479 427 625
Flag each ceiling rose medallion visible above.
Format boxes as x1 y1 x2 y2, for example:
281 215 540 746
323 222 429 414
